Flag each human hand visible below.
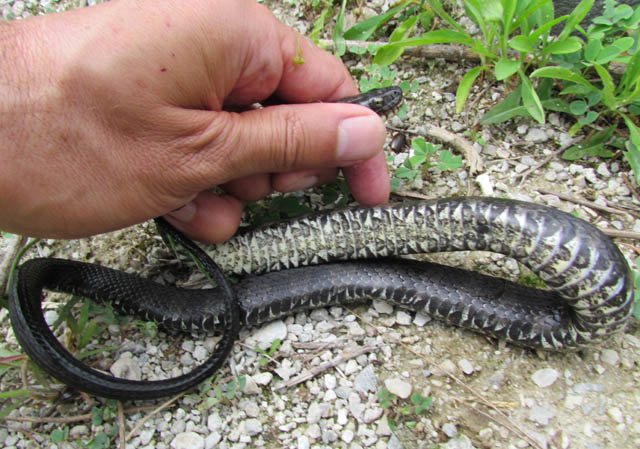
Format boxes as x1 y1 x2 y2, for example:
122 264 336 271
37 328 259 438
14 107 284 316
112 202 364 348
0 0 389 242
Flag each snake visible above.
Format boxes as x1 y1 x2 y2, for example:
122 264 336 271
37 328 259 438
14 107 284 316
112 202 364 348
7 86 634 400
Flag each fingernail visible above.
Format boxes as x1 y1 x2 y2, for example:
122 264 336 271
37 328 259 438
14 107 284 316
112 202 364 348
337 115 385 162
167 201 196 222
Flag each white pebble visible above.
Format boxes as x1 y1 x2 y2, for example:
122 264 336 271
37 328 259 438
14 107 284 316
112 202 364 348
600 349 619 366
373 299 393 314
384 377 412 399
396 310 412 325
171 432 204 449
458 359 474 375
531 368 559 388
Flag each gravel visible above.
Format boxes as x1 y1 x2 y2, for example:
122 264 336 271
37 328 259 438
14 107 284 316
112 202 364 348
1 1 639 449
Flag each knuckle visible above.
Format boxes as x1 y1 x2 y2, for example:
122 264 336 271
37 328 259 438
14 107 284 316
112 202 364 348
276 109 308 170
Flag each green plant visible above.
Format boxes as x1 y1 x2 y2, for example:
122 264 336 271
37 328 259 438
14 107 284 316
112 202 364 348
199 374 247 408
527 1 640 181
633 256 640 320
378 387 432 431
255 338 282 367
369 0 594 122
388 137 462 190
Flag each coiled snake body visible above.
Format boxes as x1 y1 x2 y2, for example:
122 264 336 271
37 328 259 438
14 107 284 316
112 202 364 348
8 87 634 400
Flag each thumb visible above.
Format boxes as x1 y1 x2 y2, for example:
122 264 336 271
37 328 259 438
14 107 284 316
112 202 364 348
176 102 387 187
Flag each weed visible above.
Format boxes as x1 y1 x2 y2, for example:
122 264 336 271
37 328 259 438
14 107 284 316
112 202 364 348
199 374 247 408
388 137 462 191
378 386 432 431
255 338 282 367
633 256 640 320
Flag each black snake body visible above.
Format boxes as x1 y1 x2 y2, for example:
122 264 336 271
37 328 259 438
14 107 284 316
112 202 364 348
203 197 633 349
7 87 634 400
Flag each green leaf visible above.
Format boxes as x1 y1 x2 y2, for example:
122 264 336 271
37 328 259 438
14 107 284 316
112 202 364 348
437 150 462 171
562 126 615 160
623 115 640 157
412 138 440 156
501 0 517 34
584 38 602 62
509 35 536 53
480 85 522 123
596 37 634 64
569 100 587 115
586 91 602 107
543 36 583 55
425 0 466 33
343 0 411 40
558 0 594 41
456 66 485 113
513 0 553 32
593 64 616 108
578 110 599 124
374 30 474 65
494 58 520 80
395 166 419 180
332 0 347 57
389 15 419 43
520 74 545 124
625 140 640 185
530 67 596 90
51 429 67 444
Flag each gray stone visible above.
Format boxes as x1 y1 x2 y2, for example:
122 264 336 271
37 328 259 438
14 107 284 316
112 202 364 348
251 320 287 350
242 375 261 395
171 432 204 449
240 400 260 418
442 422 457 438
243 418 262 436
307 402 327 424
372 299 393 314
322 429 338 444
600 349 619 366
525 128 548 142
529 405 555 426
458 359 474 375
252 372 273 386
363 407 383 423
139 429 155 445
573 383 605 394
354 364 377 395
388 434 404 449
396 310 412 325
69 425 89 438
384 377 412 399
441 434 475 449
204 432 221 449
297 435 310 449
110 353 141 381
532 368 559 388
342 429 355 443
413 311 431 326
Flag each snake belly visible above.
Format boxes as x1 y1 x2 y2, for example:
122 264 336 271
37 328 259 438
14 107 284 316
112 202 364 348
198 196 633 350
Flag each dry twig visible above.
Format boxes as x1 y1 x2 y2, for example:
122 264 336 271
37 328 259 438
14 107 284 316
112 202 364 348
599 229 640 241
536 188 628 215
125 392 186 441
316 39 627 76
621 173 640 204
117 401 126 449
274 344 379 391
517 137 583 187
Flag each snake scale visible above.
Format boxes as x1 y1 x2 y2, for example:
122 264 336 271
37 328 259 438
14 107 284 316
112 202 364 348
8 86 634 400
